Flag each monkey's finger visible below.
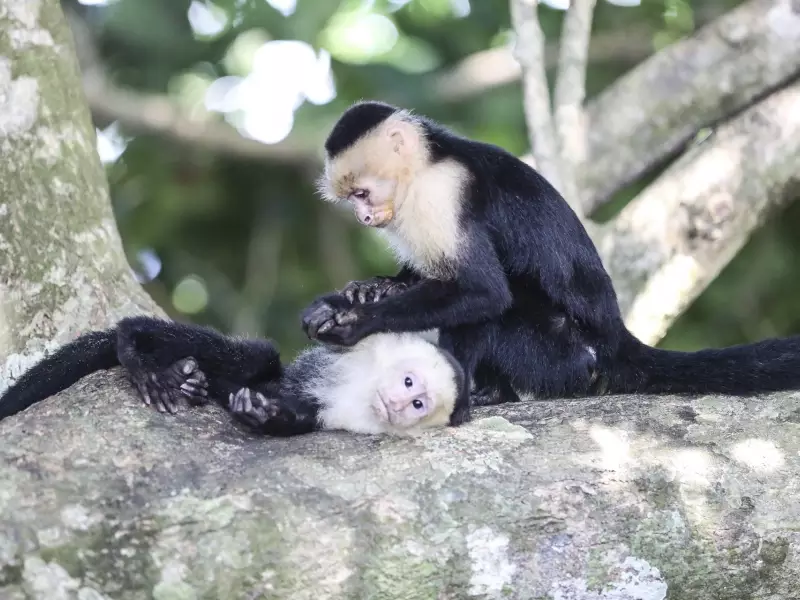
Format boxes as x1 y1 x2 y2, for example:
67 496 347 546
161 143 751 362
358 288 368 304
179 358 198 375
134 382 153 406
183 379 208 394
317 320 335 335
156 388 176 414
241 392 253 413
252 392 268 408
335 311 358 325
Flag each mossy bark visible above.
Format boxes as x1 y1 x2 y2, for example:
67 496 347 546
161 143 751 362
0 0 160 391
1 372 799 599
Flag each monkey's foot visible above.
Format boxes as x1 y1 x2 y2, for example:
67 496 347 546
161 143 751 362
228 387 280 430
131 357 209 414
342 276 407 304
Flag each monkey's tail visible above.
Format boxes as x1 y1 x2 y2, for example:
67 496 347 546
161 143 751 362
607 330 800 396
0 329 118 420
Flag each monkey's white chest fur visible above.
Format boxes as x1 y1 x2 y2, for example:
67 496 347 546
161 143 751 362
379 159 466 277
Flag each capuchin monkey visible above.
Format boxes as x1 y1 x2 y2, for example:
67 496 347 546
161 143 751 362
0 315 467 437
229 330 465 436
303 100 800 425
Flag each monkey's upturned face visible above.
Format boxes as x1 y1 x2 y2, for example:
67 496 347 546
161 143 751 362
373 367 435 428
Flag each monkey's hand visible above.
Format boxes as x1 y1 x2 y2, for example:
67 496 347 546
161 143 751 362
301 294 366 346
342 276 408 304
229 387 279 430
130 357 209 414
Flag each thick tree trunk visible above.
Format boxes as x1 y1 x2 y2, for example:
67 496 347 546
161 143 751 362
1 372 798 599
0 0 160 393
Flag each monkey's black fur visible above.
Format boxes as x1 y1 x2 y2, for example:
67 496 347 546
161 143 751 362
0 315 465 438
0 316 282 422
306 100 800 425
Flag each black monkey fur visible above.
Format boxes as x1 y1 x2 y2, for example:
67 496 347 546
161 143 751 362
0 316 281 422
0 315 467 437
304 100 800 425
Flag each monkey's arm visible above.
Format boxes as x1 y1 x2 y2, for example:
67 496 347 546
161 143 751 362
228 387 320 437
303 237 512 346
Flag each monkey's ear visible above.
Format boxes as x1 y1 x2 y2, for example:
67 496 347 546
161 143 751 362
385 121 419 157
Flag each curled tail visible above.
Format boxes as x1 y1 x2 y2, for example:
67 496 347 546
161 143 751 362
610 330 800 396
0 329 118 420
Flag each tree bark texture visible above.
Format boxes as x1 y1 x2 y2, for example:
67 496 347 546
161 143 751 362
599 81 800 346
0 372 798 599
0 0 160 393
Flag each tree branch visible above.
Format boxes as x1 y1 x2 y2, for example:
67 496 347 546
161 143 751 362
580 0 800 215
509 0 565 205
5 370 800 598
434 26 654 103
82 71 319 166
553 0 597 218
598 81 800 346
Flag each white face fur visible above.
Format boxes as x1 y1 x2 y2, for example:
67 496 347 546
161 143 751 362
317 112 467 278
310 332 459 436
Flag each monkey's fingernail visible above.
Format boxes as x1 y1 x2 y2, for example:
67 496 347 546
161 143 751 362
182 362 193 374
318 321 333 334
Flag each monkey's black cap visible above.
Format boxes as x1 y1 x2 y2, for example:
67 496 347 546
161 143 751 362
324 100 398 158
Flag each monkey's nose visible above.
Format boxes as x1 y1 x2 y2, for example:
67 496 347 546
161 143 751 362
362 214 372 224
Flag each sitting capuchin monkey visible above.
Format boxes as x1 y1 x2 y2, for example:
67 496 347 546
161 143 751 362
302 100 800 426
0 314 467 437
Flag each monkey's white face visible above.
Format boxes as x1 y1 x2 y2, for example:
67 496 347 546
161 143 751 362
344 174 399 228
372 365 434 428
317 114 423 229
369 350 457 432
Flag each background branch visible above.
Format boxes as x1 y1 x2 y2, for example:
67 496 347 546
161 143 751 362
82 72 318 166
599 82 800 346
579 0 800 215
553 0 597 217
434 26 653 103
509 0 565 206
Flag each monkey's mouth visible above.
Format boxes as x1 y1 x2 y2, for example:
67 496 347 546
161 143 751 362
372 394 391 423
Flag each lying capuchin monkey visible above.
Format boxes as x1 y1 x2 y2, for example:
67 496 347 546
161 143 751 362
0 315 467 437
302 100 800 425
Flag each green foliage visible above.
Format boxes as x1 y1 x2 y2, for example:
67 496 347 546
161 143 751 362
64 0 798 359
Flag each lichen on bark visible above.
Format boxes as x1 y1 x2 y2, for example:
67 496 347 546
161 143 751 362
0 0 160 392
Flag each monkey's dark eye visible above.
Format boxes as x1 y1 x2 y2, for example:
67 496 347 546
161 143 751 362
412 399 424 410
351 188 369 200
404 376 413 388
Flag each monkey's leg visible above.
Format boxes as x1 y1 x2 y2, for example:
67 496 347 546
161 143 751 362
228 387 319 437
488 319 597 400
472 362 522 406
437 324 495 425
116 320 209 413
